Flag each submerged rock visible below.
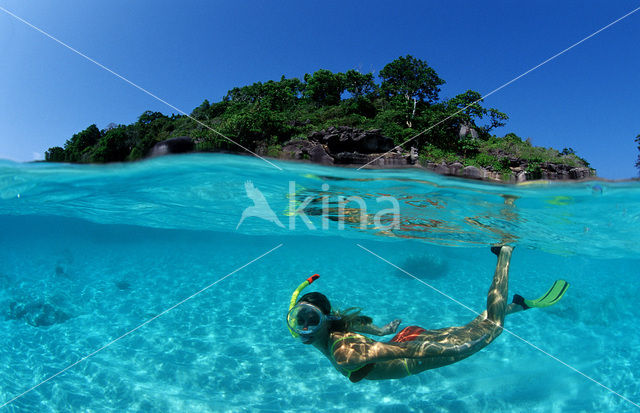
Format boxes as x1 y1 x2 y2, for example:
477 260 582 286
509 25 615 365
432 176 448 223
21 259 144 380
54 265 72 279
397 253 448 280
115 280 131 291
6 300 71 327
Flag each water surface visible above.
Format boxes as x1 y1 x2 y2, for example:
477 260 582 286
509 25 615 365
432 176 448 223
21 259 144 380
0 154 638 412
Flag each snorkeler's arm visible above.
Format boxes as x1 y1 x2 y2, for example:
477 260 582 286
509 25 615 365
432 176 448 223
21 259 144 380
332 333 489 369
350 319 401 336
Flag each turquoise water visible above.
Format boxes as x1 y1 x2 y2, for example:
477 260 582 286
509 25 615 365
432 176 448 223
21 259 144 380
0 153 639 412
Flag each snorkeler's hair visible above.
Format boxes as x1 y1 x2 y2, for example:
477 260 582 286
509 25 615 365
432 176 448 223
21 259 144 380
298 292 331 315
298 292 373 333
332 308 373 332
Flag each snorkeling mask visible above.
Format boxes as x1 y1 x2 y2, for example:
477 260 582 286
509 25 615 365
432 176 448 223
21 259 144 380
287 274 340 338
287 302 330 337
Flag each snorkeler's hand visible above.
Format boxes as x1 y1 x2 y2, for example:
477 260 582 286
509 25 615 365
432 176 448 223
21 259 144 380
383 319 401 335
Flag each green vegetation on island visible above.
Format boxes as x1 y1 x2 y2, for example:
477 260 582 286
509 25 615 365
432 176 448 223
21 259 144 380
45 55 592 177
636 134 640 175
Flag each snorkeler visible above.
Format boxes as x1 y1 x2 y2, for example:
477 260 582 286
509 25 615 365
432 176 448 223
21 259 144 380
286 246 569 382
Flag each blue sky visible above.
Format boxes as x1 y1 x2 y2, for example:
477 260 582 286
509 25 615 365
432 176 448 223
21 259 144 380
0 1 638 179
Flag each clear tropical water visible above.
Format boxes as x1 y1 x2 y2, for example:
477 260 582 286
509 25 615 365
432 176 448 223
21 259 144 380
0 153 639 412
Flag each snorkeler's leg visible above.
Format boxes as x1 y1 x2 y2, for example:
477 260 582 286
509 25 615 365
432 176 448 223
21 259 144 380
397 246 514 376
505 302 524 315
485 245 513 330
367 246 515 380
402 246 513 347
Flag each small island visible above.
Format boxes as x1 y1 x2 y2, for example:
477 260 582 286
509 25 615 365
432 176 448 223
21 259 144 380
44 55 594 183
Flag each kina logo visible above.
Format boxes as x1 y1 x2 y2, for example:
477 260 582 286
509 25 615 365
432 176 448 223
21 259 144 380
236 181 284 229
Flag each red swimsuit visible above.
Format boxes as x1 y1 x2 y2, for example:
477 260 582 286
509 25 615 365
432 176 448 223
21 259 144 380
390 326 426 343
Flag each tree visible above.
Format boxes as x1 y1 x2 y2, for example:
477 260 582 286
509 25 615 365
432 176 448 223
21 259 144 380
224 83 261 104
63 124 102 162
224 77 302 111
303 69 345 106
379 56 445 127
44 146 65 162
127 111 174 159
447 90 485 121
259 77 303 111
444 90 508 135
343 69 377 98
379 55 445 104
40 56 520 166
414 102 458 148
485 108 508 132
191 99 211 121
636 134 640 174
138 111 167 125
91 128 132 162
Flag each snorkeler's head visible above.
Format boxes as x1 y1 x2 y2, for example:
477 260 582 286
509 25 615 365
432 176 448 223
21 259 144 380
287 292 338 344
297 292 331 315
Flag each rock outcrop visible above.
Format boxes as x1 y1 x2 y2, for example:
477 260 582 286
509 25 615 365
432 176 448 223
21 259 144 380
421 161 594 182
144 128 594 183
281 126 415 166
281 126 595 182
148 136 195 157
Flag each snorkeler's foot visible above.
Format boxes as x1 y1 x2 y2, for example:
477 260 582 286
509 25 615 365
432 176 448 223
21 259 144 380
512 294 531 310
491 245 515 256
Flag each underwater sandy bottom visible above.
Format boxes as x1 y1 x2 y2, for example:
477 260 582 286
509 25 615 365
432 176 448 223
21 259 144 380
0 216 638 412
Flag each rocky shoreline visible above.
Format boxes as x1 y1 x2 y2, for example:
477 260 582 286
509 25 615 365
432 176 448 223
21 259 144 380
151 126 595 183
278 126 594 183
419 161 593 183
